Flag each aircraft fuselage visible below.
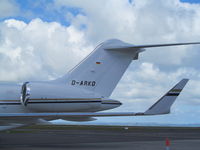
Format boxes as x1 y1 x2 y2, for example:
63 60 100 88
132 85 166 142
0 82 121 113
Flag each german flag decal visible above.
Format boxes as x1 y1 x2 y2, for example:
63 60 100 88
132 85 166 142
96 62 101 64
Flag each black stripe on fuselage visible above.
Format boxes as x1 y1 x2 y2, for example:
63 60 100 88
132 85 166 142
0 100 102 105
28 100 102 104
101 102 122 105
0 103 20 105
30 98 102 100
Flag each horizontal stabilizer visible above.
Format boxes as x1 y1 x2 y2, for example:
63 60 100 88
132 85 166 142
106 42 200 50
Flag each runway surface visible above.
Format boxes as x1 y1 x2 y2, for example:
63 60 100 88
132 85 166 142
0 125 200 150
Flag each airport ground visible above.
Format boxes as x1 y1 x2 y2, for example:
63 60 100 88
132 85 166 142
0 125 200 150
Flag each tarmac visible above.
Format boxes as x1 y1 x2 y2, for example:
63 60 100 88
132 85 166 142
0 125 200 150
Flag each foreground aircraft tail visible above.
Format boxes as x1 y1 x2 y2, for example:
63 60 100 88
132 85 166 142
0 79 189 119
55 39 142 97
54 39 198 98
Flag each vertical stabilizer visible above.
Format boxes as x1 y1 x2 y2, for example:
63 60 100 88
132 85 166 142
55 39 143 97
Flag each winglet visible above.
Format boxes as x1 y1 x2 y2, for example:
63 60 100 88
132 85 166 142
144 79 189 115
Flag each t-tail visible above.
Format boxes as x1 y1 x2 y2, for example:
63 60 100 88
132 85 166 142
55 39 144 97
54 39 198 98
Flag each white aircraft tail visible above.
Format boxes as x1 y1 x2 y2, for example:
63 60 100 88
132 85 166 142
54 39 198 98
55 39 143 97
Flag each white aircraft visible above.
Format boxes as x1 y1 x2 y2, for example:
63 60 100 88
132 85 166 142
0 39 198 130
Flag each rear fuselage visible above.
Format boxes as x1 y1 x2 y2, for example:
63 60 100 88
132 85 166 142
0 82 121 113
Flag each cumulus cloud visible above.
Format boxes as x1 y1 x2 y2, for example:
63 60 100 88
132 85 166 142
112 62 200 111
0 0 200 124
0 18 93 81
54 0 200 66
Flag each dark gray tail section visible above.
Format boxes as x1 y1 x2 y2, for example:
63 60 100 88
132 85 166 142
145 79 189 115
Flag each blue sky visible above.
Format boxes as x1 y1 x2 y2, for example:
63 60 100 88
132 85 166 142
1 0 83 26
0 0 200 126
2 0 199 26
181 0 200 3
